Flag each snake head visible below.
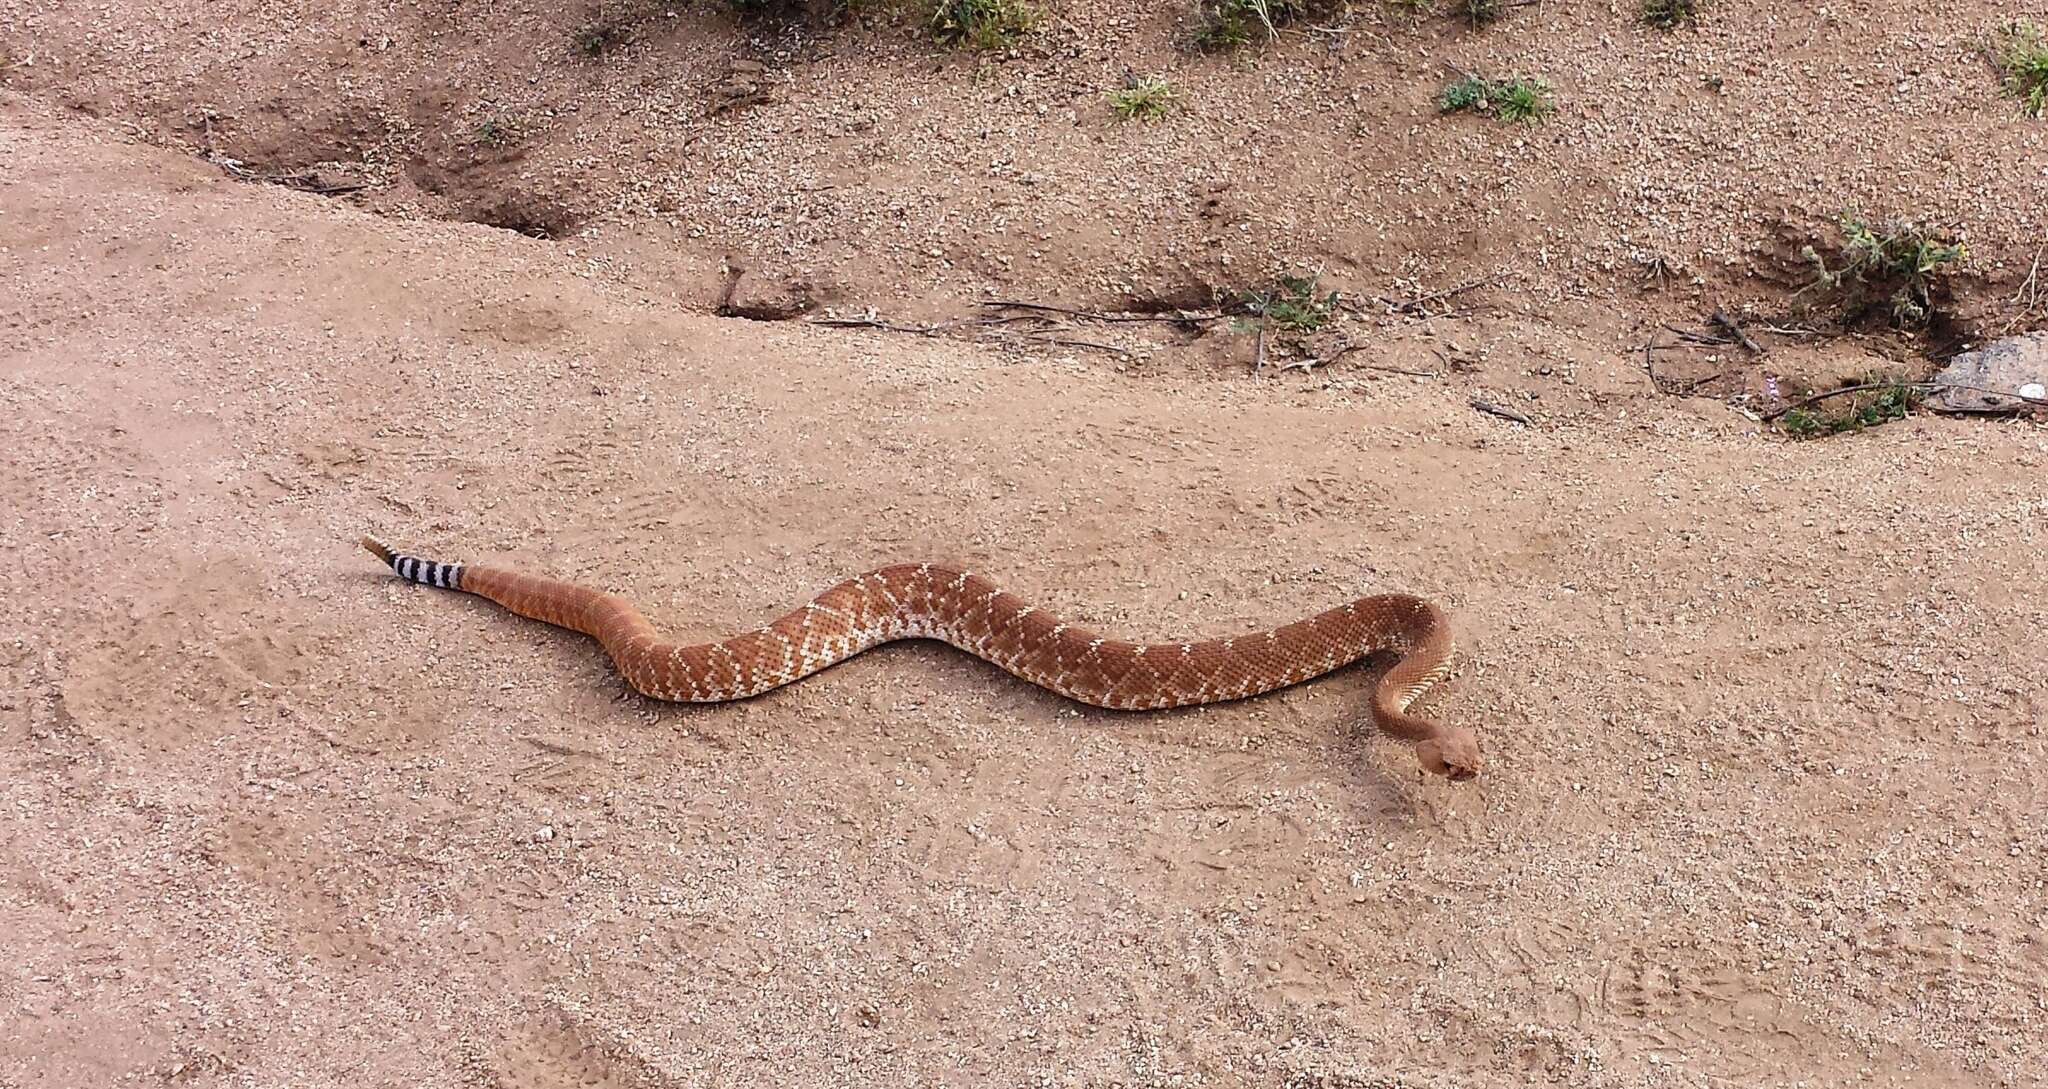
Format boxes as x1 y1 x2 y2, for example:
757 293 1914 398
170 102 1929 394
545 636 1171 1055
1415 727 1482 782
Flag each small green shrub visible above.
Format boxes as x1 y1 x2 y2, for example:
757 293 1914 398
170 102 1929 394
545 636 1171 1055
1640 0 1701 30
2001 20 2048 116
1241 273 1339 333
930 0 1036 49
472 116 519 147
1780 380 1919 439
1109 75 1175 120
1192 0 1342 52
1800 215 1966 327
1455 0 1507 27
1489 78 1552 122
1438 75 1554 122
1438 75 1488 112
571 21 627 56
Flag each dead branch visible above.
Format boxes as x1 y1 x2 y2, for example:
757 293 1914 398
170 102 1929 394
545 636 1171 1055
1660 323 1732 347
1711 310 1764 354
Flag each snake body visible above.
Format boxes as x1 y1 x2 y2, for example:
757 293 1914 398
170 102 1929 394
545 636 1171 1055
362 537 1481 779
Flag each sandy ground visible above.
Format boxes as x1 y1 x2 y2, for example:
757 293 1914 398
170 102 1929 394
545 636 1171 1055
6 0 2045 323
3 75 2047 1089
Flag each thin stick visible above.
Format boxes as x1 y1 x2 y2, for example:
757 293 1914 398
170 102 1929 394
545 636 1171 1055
1277 338 1355 373
1027 335 1132 356
1272 335 1443 376
205 151 367 195
1251 324 1269 376
1381 275 1506 316
1470 398 1532 425
809 312 1025 335
2007 246 2045 332
810 317 946 335
1661 323 1730 347
1357 361 1440 377
1711 310 1764 354
981 299 1222 324
1329 343 1438 376
2012 246 2043 306
1761 381 2048 422
1643 328 1735 395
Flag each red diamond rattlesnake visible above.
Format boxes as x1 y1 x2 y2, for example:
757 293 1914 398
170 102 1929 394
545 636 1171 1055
361 537 1481 780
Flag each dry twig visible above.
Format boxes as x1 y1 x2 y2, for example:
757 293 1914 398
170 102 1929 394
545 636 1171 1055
1380 275 1506 317
1710 309 1765 354
2008 246 2046 332
808 312 1017 336
982 299 1222 324
1660 324 1732 347
206 151 367 194
1761 381 2048 422
1026 335 1132 357
1470 398 1532 425
1271 338 1440 377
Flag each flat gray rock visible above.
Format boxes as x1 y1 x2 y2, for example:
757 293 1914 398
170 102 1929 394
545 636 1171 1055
1932 331 2048 413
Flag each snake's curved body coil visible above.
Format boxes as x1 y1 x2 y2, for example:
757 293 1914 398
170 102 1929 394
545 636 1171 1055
362 537 1481 779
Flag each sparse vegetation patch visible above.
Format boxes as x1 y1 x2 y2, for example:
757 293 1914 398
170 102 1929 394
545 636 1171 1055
472 115 521 147
571 20 627 56
1239 272 1339 333
1639 0 1701 30
2000 20 2048 116
1438 74 1554 122
1192 0 1342 52
930 0 1037 50
1778 379 1920 439
1455 0 1507 27
724 0 861 22
1800 215 1966 327
1109 75 1175 120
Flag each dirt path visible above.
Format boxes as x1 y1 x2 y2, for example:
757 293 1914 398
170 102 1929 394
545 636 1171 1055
3 101 2044 1088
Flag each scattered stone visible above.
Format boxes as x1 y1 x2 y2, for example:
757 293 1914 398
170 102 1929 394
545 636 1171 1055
1930 332 2048 413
